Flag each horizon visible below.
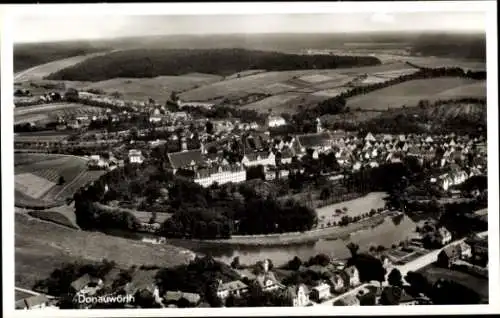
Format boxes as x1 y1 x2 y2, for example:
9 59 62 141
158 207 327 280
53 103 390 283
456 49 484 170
14 30 487 46
13 12 486 44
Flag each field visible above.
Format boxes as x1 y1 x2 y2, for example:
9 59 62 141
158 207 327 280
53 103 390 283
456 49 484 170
15 132 70 144
418 264 488 303
315 192 387 226
240 93 302 112
14 103 103 125
80 74 223 102
14 154 104 207
14 52 109 82
15 214 195 289
28 210 79 229
312 87 352 98
180 69 360 102
347 78 486 110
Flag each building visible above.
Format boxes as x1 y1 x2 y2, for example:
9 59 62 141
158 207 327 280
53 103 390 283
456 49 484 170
70 274 104 296
255 259 284 292
329 272 348 293
194 164 246 187
267 115 287 128
295 131 334 155
177 100 215 109
15 294 51 310
344 266 360 287
167 149 204 172
216 280 249 300
310 282 331 302
163 291 201 307
436 227 452 246
286 284 310 307
128 149 144 164
437 244 462 268
241 151 276 167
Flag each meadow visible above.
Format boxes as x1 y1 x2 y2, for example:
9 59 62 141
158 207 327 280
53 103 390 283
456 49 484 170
347 77 486 110
14 52 109 82
315 192 387 226
14 154 104 207
15 214 195 289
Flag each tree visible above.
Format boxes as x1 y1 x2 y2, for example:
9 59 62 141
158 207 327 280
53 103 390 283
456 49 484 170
319 187 331 200
206 121 214 135
404 271 431 295
230 256 241 269
64 88 79 102
388 268 403 287
285 256 302 271
170 91 178 102
379 286 402 305
58 176 66 185
346 242 359 257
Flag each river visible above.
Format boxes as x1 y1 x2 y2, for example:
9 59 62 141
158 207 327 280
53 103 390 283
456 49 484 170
104 213 417 267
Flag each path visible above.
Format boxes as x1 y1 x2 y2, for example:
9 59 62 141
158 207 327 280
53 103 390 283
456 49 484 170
15 287 56 299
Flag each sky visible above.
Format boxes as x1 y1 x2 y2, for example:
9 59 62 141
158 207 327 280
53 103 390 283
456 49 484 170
14 12 486 43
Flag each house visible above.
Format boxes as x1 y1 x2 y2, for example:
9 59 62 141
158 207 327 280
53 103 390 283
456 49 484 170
436 227 452 246
194 164 246 187
437 244 462 268
459 242 472 260
70 274 103 296
15 294 51 310
267 115 287 128
286 284 310 307
344 266 360 287
295 131 333 154
309 282 332 302
177 100 215 109
255 260 284 292
167 149 204 172
128 149 144 164
241 151 276 167
329 272 348 293
216 280 249 300
163 291 201 307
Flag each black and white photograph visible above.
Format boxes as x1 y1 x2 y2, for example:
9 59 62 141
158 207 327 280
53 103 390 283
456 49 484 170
1 1 498 317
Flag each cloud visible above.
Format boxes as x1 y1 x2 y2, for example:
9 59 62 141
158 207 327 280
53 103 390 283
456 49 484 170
370 12 395 24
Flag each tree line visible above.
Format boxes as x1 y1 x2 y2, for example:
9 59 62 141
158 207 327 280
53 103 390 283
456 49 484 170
45 48 381 81
292 65 487 129
73 163 318 239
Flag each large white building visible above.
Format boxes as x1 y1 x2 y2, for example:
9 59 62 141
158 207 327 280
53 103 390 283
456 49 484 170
267 115 287 128
194 164 246 187
241 151 276 167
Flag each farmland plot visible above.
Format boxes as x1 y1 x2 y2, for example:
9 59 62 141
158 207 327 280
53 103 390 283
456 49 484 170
299 74 335 83
15 173 56 198
347 77 486 110
81 74 223 102
312 87 351 98
241 93 302 112
180 69 351 101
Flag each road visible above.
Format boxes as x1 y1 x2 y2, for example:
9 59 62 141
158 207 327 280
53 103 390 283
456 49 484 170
15 287 56 299
315 230 488 306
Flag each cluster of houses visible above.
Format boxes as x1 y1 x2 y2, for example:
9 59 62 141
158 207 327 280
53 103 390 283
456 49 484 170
437 233 488 270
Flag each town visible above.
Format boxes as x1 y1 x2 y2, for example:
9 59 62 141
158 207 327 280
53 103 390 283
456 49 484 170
11 11 490 312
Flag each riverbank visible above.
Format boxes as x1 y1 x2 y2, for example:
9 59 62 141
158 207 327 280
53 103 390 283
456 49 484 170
168 210 398 247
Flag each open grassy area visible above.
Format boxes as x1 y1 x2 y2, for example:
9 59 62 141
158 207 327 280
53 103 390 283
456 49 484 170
315 192 387 226
28 210 79 229
418 264 488 303
347 77 486 110
14 154 96 206
14 52 109 82
80 74 223 102
15 214 195 289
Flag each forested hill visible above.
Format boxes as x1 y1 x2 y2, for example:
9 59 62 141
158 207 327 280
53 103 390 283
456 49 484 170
14 42 109 73
410 33 486 61
45 48 381 81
